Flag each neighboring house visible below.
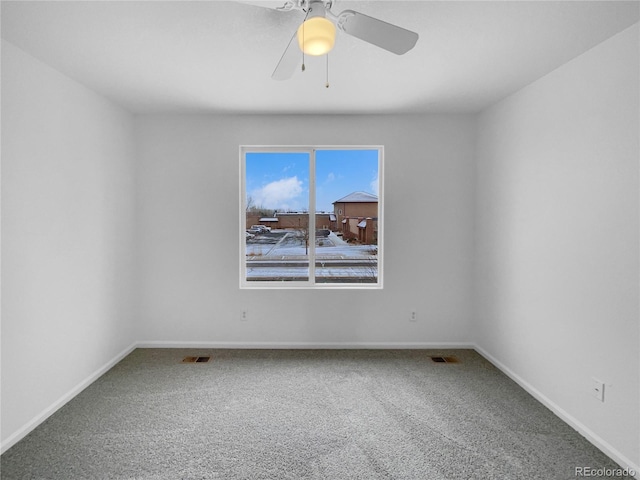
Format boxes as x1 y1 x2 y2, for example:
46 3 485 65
333 192 378 244
245 212 274 229
274 212 337 230
259 217 278 229
332 191 378 224
244 191 378 244
245 213 336 231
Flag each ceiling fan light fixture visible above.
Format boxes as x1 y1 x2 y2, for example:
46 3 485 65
297 16 336 56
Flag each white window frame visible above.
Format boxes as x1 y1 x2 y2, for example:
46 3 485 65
240 145 383 289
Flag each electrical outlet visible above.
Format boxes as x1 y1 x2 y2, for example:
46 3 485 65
591 377 605 402
410 310 417 322
241 309 248 322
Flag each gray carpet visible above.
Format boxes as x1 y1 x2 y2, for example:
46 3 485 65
1 349 633 479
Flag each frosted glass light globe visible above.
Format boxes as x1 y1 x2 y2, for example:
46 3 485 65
297 17 336 56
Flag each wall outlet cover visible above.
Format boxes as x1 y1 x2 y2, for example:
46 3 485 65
591 377 605 402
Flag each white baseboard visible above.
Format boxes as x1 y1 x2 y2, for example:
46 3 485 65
474 344 640 479
1 341 137 455
136 340 476 349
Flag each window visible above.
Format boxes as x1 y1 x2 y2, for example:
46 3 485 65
240 146 383 288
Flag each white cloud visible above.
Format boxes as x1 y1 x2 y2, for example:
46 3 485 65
251 176 303 210
370 172 379 196
327 172 336 182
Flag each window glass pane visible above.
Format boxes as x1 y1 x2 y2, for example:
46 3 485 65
314 149 379 284
245 152 310 282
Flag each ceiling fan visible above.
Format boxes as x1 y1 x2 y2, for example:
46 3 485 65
247 0 419 80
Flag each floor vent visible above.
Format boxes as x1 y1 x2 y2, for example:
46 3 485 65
430 356 458 363
182 356 211 363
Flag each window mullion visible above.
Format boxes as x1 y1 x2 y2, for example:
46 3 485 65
308 148 316 284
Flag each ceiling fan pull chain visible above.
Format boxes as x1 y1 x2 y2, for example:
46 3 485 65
325 54 330 88
301 9 307 72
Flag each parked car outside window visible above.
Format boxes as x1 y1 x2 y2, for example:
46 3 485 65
248 225 266 234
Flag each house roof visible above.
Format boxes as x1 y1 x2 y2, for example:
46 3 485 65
333 192 378 204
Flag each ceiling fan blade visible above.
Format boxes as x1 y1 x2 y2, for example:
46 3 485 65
336 10 418 55
272 30 302 80
237 1 296 11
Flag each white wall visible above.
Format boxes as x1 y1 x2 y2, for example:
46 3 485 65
1 41 137 449
474 23 639 471
134 114 477 347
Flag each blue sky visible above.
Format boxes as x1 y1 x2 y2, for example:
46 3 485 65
246 149 379 212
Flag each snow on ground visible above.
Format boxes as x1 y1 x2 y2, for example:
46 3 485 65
246 230 377 258
245 230 378 280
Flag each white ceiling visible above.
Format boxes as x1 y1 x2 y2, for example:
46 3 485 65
2 1 638 114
